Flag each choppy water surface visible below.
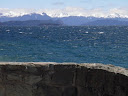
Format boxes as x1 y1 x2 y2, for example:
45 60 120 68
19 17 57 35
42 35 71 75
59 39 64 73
0 26 128 68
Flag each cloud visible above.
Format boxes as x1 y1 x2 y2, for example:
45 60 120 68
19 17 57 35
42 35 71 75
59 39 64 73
0 8 36 17
52 2 64 6
109 8 128 17
0 7 128 18
42 7 128 18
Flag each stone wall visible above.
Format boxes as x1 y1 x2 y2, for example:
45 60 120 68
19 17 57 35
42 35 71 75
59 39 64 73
0 62 128 96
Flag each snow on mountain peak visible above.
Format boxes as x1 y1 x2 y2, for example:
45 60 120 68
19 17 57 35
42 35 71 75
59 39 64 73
0 7 128 18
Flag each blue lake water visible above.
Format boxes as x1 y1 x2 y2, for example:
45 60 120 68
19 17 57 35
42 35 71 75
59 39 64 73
0 26 128 68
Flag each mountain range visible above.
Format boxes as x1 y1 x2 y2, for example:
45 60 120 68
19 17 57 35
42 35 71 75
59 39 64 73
0 12 128 26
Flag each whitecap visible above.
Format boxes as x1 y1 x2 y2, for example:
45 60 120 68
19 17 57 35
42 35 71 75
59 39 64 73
61 28 64 30
19 32 24 34
6 30 10 32
98 32 104 34
0 49 4 50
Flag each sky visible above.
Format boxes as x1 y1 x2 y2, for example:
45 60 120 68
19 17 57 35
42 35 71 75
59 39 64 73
0 0 128 10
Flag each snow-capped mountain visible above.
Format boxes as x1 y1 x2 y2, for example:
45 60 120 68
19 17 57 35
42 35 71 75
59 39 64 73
0 8 128 26
0 12 51 22
0 8 128 18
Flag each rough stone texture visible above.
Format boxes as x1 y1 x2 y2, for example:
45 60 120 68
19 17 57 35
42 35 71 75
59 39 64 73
0 62 128 96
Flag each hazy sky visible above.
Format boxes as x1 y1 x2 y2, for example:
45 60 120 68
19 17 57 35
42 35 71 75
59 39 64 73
0 0 128 9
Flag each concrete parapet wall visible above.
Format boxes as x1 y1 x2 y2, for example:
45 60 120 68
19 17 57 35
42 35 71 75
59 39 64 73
0 62 128 96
